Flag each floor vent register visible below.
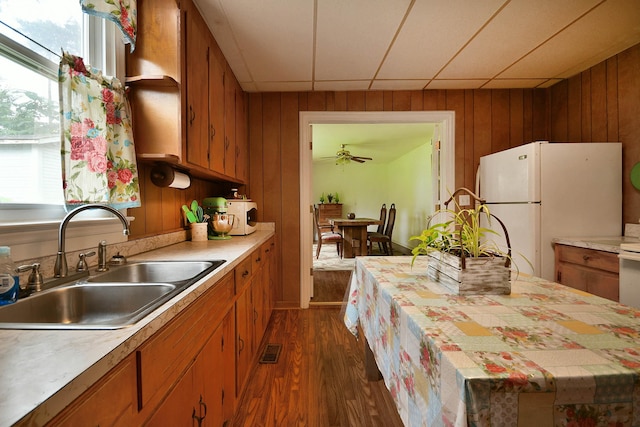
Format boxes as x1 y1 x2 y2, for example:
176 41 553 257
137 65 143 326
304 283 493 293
259 343 282 364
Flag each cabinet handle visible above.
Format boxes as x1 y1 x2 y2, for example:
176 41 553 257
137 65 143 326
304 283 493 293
210 124 216 138
242 270 249 278
238 337 245 353
189 105 195 126
254 308 258 323
256 256 261 263
191 395 207 425
583 255 590 261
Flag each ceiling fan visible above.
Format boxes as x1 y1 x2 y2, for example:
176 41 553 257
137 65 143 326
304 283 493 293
334 144 373 165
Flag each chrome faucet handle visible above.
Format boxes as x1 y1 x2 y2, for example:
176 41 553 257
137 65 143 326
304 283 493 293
97 240 109 272
17 263 44 293
76 251 96 272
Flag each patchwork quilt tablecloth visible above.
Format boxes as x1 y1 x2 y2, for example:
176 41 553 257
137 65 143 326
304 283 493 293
344 256 640 427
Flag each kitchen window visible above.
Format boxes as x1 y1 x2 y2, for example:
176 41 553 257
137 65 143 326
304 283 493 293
0 0 127 261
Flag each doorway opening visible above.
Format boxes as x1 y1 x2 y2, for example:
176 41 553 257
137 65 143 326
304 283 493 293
299 111 456 308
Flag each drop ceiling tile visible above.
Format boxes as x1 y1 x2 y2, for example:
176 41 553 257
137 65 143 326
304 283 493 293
438 0 602 80
216 0 314 82
499 0 640 79
196 0 253 83
369 79 430 90
482 78 548 89
315 0 411 81
377 0 507 80
426 80 489 89
314 80 371 91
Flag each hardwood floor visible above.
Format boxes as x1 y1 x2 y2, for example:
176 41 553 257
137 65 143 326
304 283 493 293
231 308 404 427
311 270 352 303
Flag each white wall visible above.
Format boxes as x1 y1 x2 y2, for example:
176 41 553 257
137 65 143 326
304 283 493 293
312 143 434 250
388 143 433 249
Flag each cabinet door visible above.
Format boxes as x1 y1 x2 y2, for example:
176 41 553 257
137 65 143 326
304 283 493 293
146 364 198 426
185 3 210 169
235 84 248 182
223 67 237 178
209 41 226 175
236 285 254 397
201 307 235 427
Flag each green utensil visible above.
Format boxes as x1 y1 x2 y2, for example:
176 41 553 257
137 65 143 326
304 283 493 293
182 204 197 223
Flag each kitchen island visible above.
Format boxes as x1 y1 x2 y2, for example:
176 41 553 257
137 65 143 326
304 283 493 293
345 256 640 426
0 229 274 426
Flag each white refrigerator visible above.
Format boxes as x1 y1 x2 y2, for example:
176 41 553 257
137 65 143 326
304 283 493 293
478 141 622 281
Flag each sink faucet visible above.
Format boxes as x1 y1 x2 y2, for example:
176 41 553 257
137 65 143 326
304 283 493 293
54 204 130 278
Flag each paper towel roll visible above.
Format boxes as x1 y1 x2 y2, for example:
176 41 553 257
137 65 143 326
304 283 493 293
168 171 190 189
151 164 191 189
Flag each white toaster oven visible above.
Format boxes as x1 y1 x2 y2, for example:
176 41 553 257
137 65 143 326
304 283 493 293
226 200 258 235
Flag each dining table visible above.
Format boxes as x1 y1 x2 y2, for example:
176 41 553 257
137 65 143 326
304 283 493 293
329 217 382 258
344 256 640 426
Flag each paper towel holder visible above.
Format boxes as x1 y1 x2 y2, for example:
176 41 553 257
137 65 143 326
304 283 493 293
150 163 191 189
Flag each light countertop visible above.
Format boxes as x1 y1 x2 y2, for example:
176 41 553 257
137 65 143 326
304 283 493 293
0 230 274 427
552 235 640 253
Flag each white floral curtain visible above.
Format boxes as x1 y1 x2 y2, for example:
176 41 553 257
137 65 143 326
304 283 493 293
80 0 137 52
58 52 141 209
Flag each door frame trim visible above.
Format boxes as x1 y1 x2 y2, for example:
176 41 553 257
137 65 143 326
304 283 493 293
299 111 456 308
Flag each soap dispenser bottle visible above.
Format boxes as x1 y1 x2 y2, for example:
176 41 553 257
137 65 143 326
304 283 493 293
0 246 19 305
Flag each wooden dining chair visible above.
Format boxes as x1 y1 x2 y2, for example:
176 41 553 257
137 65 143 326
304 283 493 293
314 206 343 259
367 203 386 253
367 203 396 255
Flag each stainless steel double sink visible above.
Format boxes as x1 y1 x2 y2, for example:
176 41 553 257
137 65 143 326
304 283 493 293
0 260 225 330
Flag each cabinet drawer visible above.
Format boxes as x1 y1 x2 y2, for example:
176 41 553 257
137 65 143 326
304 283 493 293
252 247 263 272
235 256 252 292
47 354 137 426
137 272 234 412
555 244 619 274
557 262 619 301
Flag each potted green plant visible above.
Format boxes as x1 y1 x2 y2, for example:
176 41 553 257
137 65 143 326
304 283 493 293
327 193 334 203
319 193 325 204
410 187 514 295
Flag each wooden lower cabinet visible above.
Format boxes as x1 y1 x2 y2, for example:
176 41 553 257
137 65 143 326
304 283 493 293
235 272 254 399
147 308 235 426
317 203 342 227
555 244 620 302
43 239 276 426
46 354 137 426
235 239 276 401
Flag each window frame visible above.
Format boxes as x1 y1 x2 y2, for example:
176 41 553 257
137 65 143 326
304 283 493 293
0 11 130 262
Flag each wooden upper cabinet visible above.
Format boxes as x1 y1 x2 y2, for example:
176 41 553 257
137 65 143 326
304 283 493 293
184 3 210 169
224 64 237 177
126 0 247 183
235 79 249 183
209 38 226 175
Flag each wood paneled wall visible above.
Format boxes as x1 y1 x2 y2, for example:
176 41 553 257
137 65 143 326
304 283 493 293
128 163 228 238
248 89 548 306
549 44 640 226
133 43 640 306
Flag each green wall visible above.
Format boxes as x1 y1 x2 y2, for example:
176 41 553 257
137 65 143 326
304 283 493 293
313 143 433 250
